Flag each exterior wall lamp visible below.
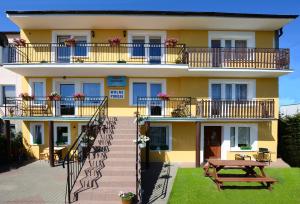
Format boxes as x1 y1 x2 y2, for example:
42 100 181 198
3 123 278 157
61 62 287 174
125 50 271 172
91 30 95 38
123 30 127 38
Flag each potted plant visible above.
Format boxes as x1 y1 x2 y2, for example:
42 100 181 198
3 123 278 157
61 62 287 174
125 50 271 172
157 93 169 101
108 37 121 47
117 59 127 63
47 92 61 101
74 93 85 101
64 37 76 46
8 107 14 117
133 135 150 148
165 38 178 47
240 145 252 150
118 191 135 204
13 38 26 47
19 93 34 101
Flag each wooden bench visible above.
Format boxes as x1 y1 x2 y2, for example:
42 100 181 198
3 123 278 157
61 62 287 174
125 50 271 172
215 177 277 191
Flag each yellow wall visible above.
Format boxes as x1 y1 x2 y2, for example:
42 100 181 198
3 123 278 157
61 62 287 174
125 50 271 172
20 29 273 48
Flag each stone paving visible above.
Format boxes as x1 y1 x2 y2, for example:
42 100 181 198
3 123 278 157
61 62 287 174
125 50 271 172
0 161 66 204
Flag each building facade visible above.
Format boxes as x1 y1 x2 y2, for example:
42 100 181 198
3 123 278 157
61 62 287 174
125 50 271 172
0 10 296 165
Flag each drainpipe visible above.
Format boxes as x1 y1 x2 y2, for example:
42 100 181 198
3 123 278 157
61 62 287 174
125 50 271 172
0 45 2 64
275 28 283 48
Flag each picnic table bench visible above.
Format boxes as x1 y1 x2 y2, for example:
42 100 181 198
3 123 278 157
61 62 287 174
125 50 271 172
204 159 277 191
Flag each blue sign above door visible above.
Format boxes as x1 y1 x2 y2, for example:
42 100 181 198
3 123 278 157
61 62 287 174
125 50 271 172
107 76 127 87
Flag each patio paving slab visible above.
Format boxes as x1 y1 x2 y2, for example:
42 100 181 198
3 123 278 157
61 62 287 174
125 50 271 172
0 161 66 204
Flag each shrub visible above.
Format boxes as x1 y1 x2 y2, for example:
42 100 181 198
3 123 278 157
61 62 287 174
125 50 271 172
279 113 300 167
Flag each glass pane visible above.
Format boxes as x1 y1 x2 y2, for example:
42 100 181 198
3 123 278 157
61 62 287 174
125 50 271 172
74 36 87 56
33 82 44 100
225 84 232 100
238 127 250 147
132 37 145 57
149 127 168 150
211 84 221 100
150 84 162 97
60 84 75 97
149 37 162 64
2 85 16 104
133 83 147 105
235 40 247 48
33 125 42 144
60 84 75 115
225 40 232 48
235 84 248 100
230 127 235 148
83 83 100 96
211 40 221 48
57 35 71 63
56 126 69 145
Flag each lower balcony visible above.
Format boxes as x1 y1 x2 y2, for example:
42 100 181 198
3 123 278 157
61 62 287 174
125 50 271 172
137 97 275 120
3 96 106 119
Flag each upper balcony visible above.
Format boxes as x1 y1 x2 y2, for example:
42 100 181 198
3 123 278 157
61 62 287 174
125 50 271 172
1 43 291 77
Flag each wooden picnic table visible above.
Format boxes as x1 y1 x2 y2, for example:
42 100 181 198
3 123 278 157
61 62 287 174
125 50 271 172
204 159 277 191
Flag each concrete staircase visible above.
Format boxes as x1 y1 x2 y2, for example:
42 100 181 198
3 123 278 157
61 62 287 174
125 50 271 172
71 117 137 204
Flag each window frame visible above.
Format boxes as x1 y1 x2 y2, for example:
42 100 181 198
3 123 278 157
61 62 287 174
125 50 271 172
127 30 167 61
1 84 16 105
208 31 255 48
149 123 172 151
51 30 91 61
30 122 45 145
209 79 256 100
29 78 46 104
129 78 166 106
229 124 258 151
54 123 71 146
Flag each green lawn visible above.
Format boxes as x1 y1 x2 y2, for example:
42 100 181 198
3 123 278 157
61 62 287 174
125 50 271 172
168 168 300 204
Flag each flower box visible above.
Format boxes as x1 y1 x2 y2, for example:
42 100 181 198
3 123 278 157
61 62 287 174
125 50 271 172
165 38 178 47
157 93 169 100
13 38 26 47
64 38 76 46
108 37 121 47
73 93 85 101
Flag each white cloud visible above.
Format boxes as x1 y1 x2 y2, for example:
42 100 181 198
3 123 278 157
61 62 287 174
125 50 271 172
280 98 297 106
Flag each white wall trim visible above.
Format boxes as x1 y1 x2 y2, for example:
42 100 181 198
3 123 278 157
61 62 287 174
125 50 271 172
127 30 167 43
208 31 255 47
54 123 71 145
129 78 166 106
149 123 172 151
200 123 258 162
208 79 256 100
29 122 45 145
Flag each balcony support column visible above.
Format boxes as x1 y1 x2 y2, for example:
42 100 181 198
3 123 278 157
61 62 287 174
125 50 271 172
49 121 55 167
5 120 11 164
145 121 150 170
196 122 201 168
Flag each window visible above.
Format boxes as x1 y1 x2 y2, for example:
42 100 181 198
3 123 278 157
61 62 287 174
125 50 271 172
74 36 87 56
83 83 101 104
2 85 16 104
130 79 165 106
229 125 256 150
33 82 44 101
54 124 70 145
128 31 166 64
209 80 255 100
30 123 44 145
149 126 171 150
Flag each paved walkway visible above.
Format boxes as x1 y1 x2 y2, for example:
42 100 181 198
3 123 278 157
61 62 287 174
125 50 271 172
0 161 66 204
142 162 177 204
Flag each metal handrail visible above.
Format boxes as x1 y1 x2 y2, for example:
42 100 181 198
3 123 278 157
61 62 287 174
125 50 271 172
62 96 108 203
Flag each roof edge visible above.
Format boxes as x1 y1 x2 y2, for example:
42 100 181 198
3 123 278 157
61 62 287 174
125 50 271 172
5 10 298 19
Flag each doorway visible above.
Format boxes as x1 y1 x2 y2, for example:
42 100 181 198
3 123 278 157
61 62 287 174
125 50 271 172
204 126 222 160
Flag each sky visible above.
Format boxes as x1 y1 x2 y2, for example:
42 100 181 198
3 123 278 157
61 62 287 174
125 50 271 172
0 0 300 105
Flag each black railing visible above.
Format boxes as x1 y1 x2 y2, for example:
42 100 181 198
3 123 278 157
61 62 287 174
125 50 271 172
3 43 187 64
4 96 105 117
197 99 275 119
62 96 108 203
137 97 192 118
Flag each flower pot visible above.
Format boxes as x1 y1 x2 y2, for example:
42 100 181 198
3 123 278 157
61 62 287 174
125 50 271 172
138 143 146 148
122 199 133 204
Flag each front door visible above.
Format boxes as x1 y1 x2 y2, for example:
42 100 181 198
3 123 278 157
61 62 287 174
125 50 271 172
60 84 75 115
204 126 222 160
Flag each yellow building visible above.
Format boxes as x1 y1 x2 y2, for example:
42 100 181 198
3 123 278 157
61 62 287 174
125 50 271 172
0 10 296 167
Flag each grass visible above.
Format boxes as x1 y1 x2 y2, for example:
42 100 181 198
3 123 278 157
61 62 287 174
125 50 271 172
168 168 300 204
